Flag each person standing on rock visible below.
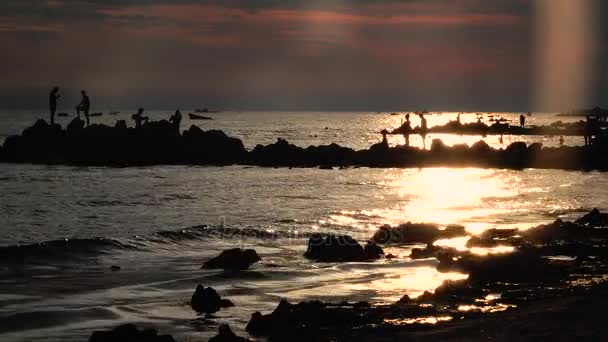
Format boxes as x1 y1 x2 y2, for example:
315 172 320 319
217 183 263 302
169 110 182 133
49 87 60 125
131 108 149 129
519 114 526 128
76 90 90 126
419 113 428 148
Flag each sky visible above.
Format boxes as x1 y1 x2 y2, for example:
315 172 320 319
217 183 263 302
0 0 606 111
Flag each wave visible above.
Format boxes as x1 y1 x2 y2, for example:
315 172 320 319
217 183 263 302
0 237 135 264
0 225 316 266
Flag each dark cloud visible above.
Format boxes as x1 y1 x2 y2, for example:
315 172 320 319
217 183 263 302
0 0 604 111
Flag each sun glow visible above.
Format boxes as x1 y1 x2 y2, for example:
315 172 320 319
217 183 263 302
387 168 516 232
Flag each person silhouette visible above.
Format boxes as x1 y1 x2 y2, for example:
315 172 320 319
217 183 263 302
49 87 60 125
519 114 526 128
169 110 182 133
419 113 428 146
131 108 149 129
76 90 90 126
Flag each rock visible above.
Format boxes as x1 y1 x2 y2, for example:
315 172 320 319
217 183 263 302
246 299 370 339
88 324 176 342
362 240 384 259
373 223 467 244
575 208 608 227
465 228 521 248
209 324 251 342
385 253 398 259
190 285 234 314
304 234 380 262
202 248 262 270
436 250 567 283
67 117 85 133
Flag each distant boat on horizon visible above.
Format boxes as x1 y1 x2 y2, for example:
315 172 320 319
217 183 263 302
194 108 220 114
188 113 213 120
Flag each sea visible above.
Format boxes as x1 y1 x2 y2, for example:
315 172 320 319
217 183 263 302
1 110 606 341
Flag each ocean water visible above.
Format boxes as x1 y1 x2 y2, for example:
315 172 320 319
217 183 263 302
0 110 603 341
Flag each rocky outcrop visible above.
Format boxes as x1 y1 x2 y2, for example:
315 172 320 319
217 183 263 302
304 234 384 262
190 285 234 314
3 119 608 170
202 248 262 270
209 324 252 342
88 324 176 342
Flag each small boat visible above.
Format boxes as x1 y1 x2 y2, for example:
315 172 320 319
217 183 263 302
89 112 103 117
109 111 120 115
390 112 400 116
194 108 220 114
57 112 69 117
189 113 213 120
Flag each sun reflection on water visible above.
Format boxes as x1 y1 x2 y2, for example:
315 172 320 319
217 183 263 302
347 266 468 303
387 168 517 233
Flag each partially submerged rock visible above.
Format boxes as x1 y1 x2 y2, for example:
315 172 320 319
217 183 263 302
436 249 568 283
304 234 383 262
373 223 467 244
88 324 176 342
575 208 608 227
209 324 252 342
202 248 262 270
190 285 234 314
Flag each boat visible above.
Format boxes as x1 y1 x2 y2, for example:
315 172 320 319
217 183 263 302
89 112 103 117
194 108 220 114
109 111 120 115
390 112 400 116
188 113 213 120
57 112 69 117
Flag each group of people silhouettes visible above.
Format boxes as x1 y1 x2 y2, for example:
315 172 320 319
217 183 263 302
49 87 90 126
48 87 182 133
399 112 428 147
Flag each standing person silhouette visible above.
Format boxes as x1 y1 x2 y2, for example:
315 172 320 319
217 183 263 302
76 90 90 126
419 113 428 148
49 87 60 125
131 108 149 129
169 110 182 133
519 114 526 128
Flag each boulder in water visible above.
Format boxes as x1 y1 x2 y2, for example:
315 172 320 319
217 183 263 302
209 324 252 342
88 324 176 342
190 285 234 314
202 248 262 270
373 222 467 244
575 208 608 227
304 235 383 262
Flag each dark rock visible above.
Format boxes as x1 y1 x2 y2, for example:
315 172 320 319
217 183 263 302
202 248 262 270
575 208 608 227
190 285 233 314
436 250 568 283
363 240 384 259
304 234 380 262
373 222 467 244
246 299 370 339
88 324 176 342
209 324 251 342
